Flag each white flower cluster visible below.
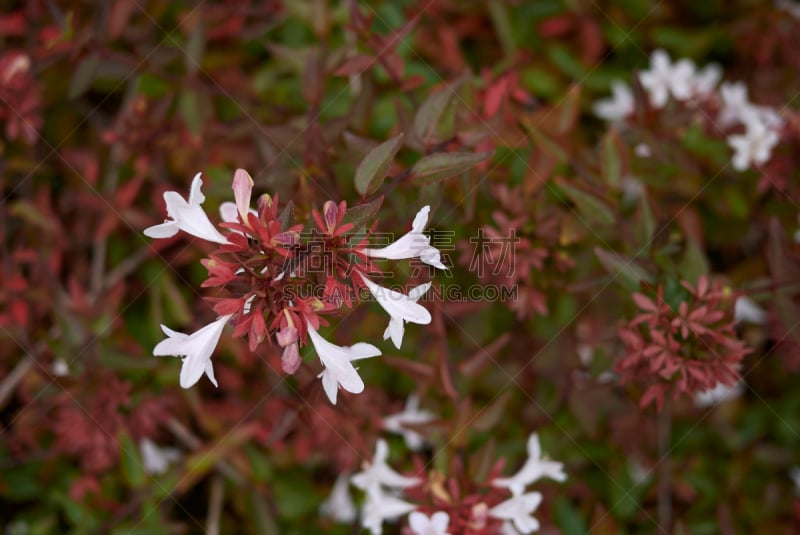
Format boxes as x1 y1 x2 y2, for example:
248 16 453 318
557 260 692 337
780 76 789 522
593 49 783 172
320 432 566 535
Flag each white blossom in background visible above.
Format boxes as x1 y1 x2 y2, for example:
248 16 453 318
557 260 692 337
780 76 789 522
320 473 357 523
734 296 767 325
306 321 381 405
718 81 751 127
358 273 432 349
634 143 652 158
492 433 567 497
352 439 421 534
352 439 421 494
51 358 69 377
727 109 780 171
489 492 543 534
361 487 417 535
144 173 230 244
777 0 800 19
153 314 232 388
694 381 744 408
363 205 446 269
408 511 450 535
592 80 634 122
638 49 696 108
382 395 436 451
688 63 722 99
139 438 181 475
791 466 800 494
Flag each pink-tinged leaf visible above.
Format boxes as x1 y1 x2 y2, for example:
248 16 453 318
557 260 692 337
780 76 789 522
382 356 435 382
410 151 493 185
632 292 657 312
354 133 404 196
457 333 511 377
334 54 375 76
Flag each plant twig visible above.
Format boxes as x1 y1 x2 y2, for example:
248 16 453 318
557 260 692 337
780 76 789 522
657 399 672 532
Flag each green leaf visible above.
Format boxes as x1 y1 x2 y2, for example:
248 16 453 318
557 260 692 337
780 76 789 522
410 151 492 185
119 430 145 489
595 247 654 291
554 496 589 535
68 54 100 100
184 18 205 74
278 200 295 231
341 196 384 230
557 182 615 226
677 239 709 284
413 76 465 146
354 133 404 196
601 128 624 189
520 119 568 162
634 194 656 251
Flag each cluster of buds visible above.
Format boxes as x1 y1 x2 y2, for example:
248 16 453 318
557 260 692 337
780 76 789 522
144 170 445 404
322 433 566 534
616 276 752 410
593 49 784 172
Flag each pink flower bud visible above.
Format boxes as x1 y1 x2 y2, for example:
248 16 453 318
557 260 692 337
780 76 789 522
232 168 254 224
323 200 338 233
281 343 301 374
276 325 298 347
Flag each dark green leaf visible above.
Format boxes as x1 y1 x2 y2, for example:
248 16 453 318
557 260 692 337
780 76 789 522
410 151 492 185
68 54 100 100
342 196 384 230
354 133 404 196
557 182 615 226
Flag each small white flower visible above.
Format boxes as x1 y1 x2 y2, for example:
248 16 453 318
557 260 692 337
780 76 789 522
492 433 567 497
358 273 432 349
689 63 721 99
791 466 800 494
777 0 800 19
734 296 767 325
352 439 421 495
306 321 381 405
634 143 652 158
320 473 357 523
408 511 450 535
638 49 695 108
727 110 780 171
153 314 232 388
489 492 542 534
361 487 417 535
382 395 435 451
144 173 229 244
363 206 446 269
694 382 744 408
51 358 69 377
139 438 181 475
592 80 634 122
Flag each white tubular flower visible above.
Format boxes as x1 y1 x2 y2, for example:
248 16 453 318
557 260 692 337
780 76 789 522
361 487 417 535
352 439 421 494
358 273 432 349
153 314 232 389
727 109 780 171
408 511 450 535
492 433 567 497
139 438 181 475
382 395 435 451
144 172 229 244
718 81 750 127
320 473 357 523
363 206 446 269
694 382 744 408
306 321 381 405
734 296 767 325
489 492 543 534
592 80 634 122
